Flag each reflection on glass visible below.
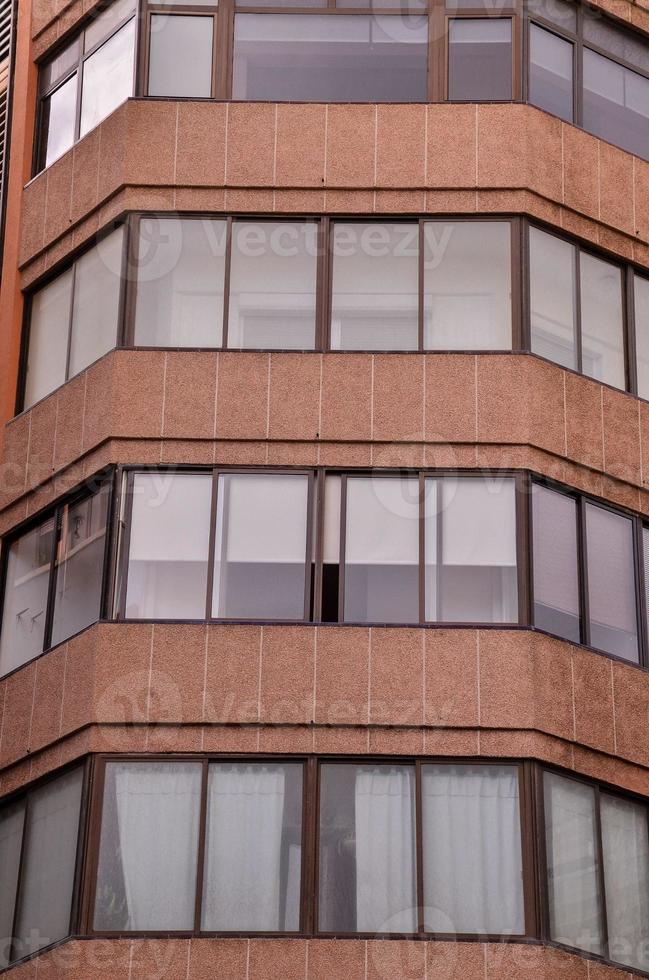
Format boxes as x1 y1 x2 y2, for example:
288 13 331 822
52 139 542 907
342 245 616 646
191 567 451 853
148 15 214 97
80 18 135 138
601 794 649 972
202 762 303 931
422 765 524 934
583 49 649 160
69 226 123 377
635 275 649 400
24 269 73 408
318 763 417 933
529 24 573 122
0 519 55 677
331 223 419 351
423 220 511 349
134 217 227 347
43 74 78 168
212 473 309 620
0 802 25 968
344 477 419 623
532 484 580 642
448 19 512 100
425 478 518 623
125 473 213 619
94 762 201 931
585 503 638 662
580 251 625 389
544 772 604 956
233 14 428 102
529 227 576 370
228 221 318 349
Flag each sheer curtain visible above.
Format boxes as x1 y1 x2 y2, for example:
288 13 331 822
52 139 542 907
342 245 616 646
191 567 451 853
601 794 649 971
112 763 201 930
421 765 524 935
202 764 297 931
354 767 417 933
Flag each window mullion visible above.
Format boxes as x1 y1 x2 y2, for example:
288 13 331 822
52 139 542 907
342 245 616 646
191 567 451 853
194 759 210 934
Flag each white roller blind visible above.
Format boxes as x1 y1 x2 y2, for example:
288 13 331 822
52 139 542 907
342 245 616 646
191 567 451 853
440 479 517 566
217 473 309 563
346 478 419 565
323 475 341 563
128 473 212 562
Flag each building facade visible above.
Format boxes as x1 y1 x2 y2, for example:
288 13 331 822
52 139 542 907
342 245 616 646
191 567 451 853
0 0 648 977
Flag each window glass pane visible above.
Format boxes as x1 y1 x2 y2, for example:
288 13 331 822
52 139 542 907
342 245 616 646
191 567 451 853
583 14 649 74
583 49 649 161
634 275 649 400
544 772 604 956
134 218 226 347
94 762 201 931
0 801 25 968
448 19 512 101
331 223 419 351
80 18 135 138
51 485 110 647
148 15 214 97
69 227 123 378
321 475 341 623
422 765 524 934
42 74 78 168
423 220 511 350
13 768 83 959
212 473 309 620
228 221 317 349
41 40 81 92
24 268 73 409
601 794 649 972
529 24 573 122
233 14 428 102
529 227 576 370
125 473 212 619
644 527 649 650
585 503 638 662
532 484 580 642
580 252 625 389
318 763 416 933
85 0 136 52
344 477 419 623
425 478 518 623
0 518 55 677
202 762 303 931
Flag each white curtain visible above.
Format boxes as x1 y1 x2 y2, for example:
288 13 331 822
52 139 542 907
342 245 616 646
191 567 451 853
114 763 201 931
544 773 603 956
201 765 288 931
422 765 524 935
601 794 649 972
354 767 416 933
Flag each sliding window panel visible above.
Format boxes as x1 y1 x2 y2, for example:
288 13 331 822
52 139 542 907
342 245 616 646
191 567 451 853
580 252 625 390
68 227 123 378
50 485 110 647
125 472 213 619
80 18 135 138
321 474 342 623
232 15 428 102
423 220 512 350
448 19 513 101
212 473 310 620
318 763 417 933
202 762 303 931
331 223 419 351
422 765 524 935
84 0 136 52
228 221 317 349
23 268 73 409
13 768 83 961
532 484 580 642
133 217 226 347
0 802 25 968
600 794 649 972
94 762 202 931
41 74 78 169
528 24 573 122
344 477 420 623
148 14 214 97
529 227 577 371
634 275 649 400
583 49 649 161
543 772 604 956
585 503 639 662
0 517 56 677
425 478 518 623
